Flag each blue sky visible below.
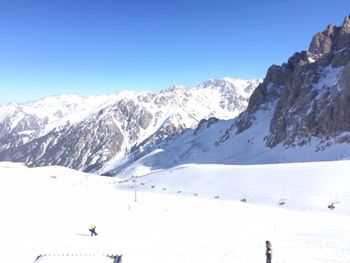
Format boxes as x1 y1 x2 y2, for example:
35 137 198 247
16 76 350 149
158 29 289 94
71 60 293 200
0 0 349 103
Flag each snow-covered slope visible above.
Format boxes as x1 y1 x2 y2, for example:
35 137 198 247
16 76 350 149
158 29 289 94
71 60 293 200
104 15 350 176
118 161 350 214
0 78 261 172
1 161 349 263
104 104 350 176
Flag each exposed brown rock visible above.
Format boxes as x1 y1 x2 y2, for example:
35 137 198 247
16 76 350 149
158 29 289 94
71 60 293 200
309 24 335 55
237 15 350 148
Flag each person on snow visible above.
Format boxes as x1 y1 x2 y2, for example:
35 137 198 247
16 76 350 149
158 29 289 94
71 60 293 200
89 224 98 236
265 240 272 263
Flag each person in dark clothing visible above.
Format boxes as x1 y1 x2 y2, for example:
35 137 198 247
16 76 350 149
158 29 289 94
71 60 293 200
89 224 98 236
265 240 272 263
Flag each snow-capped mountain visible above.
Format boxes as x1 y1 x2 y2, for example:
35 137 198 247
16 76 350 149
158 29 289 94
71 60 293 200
0 78 261 172
105 15 350 177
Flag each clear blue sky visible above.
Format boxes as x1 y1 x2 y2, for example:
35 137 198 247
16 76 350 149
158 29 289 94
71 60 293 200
0 0 349 103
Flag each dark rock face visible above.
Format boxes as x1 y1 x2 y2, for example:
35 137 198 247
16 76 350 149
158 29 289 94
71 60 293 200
309 24 335 55
0 116 125 172
0 97 157 172
194 117 219 135
308 16 350 55
236 15 350 148
0 111 44 151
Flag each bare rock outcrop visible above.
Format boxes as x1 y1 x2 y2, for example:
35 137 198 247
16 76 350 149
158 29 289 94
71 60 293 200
235 15 350 148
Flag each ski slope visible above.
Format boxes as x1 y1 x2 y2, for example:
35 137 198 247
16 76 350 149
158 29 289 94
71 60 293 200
0 161 349 263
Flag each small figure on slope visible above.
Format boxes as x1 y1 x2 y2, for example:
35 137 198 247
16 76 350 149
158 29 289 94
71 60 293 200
89 224 98 236
265 240 272 263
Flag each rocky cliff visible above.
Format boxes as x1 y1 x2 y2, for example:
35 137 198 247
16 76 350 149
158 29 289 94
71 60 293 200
233 15 350 149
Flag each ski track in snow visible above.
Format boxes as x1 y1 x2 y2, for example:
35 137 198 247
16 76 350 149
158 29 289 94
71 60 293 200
0 162 349 263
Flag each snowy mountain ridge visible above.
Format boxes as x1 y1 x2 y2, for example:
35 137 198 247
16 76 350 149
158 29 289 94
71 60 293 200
0 77 261 172
104 15 350 177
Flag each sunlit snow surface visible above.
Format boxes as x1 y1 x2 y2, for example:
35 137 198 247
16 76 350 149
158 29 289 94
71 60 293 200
0 161 349 263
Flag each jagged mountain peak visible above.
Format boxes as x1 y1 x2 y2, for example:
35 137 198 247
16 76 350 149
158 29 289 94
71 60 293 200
308 15 350 57
341 15 350 32
200 77 260 89
161 85 188 93
232 14 350 150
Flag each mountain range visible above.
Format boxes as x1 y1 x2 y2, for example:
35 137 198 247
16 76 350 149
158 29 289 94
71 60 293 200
105 15 350 178
0 78 260 173
2 15 350 177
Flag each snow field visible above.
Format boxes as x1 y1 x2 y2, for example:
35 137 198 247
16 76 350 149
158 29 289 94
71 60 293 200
120 161 350 214
0 162 349 263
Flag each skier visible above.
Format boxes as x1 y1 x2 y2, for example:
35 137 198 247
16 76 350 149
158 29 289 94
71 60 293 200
265 240 272 263
89 224 98 236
